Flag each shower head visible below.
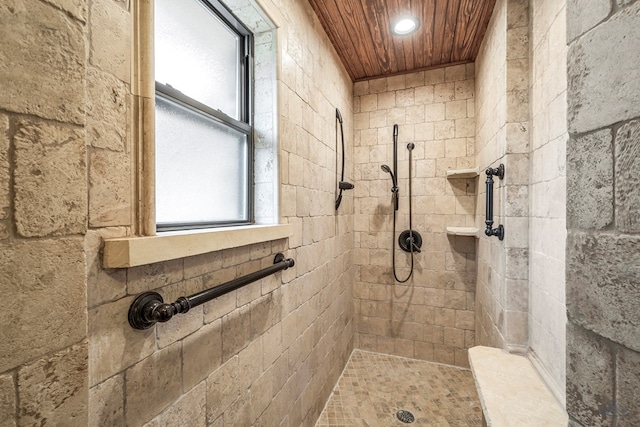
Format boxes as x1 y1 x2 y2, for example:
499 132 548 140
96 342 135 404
381 164 397 188
381 164 399 211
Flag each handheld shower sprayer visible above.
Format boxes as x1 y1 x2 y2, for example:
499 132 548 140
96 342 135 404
381 164 399 211
380 164 396 187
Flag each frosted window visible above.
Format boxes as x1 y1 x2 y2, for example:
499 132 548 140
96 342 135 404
155 0 241 120
155 96 249 226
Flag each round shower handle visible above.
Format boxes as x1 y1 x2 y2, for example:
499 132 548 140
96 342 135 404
398 230 422 253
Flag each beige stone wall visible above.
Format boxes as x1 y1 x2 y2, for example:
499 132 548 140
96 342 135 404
474 0 508 349
475 0 568 405
529 0 567 404
474 0 530 352
566 1 640 425
0 0 90 425
352 66 477 368
1 0 355 425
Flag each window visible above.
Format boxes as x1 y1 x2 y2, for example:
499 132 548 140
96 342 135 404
154 0 252 230
102 0 286 267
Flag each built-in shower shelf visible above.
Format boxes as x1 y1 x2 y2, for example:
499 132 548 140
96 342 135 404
446 169 479 238
446 167 479 179
446 227 479 237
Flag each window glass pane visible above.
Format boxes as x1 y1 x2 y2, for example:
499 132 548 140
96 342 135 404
155 96 249 226
155 0 241 120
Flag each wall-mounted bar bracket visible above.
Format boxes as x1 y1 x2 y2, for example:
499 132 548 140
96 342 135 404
485 164 505 240
128 253 295 330
487 164 504 180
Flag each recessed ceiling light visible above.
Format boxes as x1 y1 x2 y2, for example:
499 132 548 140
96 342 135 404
391 16 420 36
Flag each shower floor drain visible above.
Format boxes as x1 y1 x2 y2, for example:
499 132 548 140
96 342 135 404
396 410 415 423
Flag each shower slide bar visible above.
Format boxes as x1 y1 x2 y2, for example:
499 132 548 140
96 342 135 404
485 164 505 240
128 253 295 330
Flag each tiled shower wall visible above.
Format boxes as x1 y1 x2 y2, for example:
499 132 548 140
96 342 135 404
529 0 567 403
474 0 531 352
87 0 356 425
352 65 477 368
475 0 569 405
0 0 356 425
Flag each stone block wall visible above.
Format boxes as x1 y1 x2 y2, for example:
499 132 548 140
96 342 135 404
352 65 477 368
0 0 90 425
1 0 356 425
566 1 640 425
474 0 530 352
528 0 568 403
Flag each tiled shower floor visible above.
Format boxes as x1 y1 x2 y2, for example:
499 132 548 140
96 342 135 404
316 350 483 426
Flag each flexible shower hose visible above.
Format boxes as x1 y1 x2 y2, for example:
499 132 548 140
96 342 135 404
391 143 416 283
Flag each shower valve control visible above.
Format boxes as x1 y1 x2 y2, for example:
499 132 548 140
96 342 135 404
398 230 422 253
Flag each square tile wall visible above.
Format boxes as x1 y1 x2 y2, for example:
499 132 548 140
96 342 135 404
353 64 477 368
473 0 531 354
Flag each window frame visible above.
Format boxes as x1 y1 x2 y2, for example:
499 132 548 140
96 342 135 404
103 0 290 268
154 0 255 232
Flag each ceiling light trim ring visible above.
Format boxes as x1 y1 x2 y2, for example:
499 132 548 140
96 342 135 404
391 16 420 36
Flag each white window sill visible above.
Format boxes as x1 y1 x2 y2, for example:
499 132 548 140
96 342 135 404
102 224 292 268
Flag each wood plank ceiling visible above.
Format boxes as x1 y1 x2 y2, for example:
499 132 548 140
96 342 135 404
308 0 496 81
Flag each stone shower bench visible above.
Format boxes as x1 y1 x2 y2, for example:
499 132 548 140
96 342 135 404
468 346 568 426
